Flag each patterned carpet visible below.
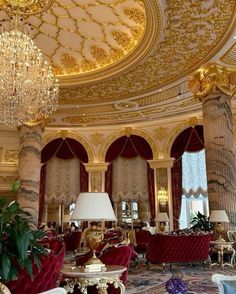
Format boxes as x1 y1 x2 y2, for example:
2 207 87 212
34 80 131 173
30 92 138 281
126 262 236 294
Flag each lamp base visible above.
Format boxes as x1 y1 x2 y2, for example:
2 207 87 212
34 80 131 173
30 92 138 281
84 251 107 272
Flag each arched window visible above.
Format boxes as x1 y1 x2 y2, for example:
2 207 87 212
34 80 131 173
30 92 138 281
179 149 209 229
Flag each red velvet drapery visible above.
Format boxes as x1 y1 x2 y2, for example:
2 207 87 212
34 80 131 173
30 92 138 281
105 135 155 219
38 164 47 226
170 126 204 230
39 138 89 225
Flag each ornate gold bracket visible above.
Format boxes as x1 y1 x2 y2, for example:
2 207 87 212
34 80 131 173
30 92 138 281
189 63 236 100
0 0 53 15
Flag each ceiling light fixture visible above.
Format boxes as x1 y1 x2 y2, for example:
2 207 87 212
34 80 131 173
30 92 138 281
0 0 58 127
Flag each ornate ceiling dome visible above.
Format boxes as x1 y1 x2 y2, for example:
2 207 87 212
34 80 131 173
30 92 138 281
1 0 236 127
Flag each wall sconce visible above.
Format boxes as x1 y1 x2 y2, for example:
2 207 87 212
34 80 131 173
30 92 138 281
157 187 168 209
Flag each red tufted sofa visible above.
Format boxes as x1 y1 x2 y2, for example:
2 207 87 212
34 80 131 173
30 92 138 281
146 233 211 269
5 238 65 294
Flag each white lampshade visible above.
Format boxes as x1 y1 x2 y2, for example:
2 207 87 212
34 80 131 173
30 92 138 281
71 192 116 221
209 210 230 223
156 212 170 222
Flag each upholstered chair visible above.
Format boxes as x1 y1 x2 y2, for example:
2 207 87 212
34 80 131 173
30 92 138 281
63 231 82 252
212 273 236 294
5 239 65 294
134 230 151 257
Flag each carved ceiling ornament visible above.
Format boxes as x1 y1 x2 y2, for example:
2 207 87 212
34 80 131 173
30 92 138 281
220 42 236 66
59 0 236 102
189 63 236 100
0 0 53 15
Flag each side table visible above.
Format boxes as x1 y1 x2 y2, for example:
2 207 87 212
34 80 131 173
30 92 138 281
61 264 126 294
210 241 235 269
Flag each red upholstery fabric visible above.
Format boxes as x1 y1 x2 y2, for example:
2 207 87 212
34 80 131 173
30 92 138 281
146 233 211 265
64 231 82 251
135 230 151 255
5 239 65 294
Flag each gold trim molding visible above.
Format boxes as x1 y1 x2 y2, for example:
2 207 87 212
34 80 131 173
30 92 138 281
164 117 203 158
43 131 94 162
99 127 158 162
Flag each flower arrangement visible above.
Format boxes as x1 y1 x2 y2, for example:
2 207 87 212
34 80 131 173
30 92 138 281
165 277 187 294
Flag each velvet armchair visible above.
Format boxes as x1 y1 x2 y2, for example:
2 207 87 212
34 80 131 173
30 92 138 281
5 239 65 294
63 231 82 252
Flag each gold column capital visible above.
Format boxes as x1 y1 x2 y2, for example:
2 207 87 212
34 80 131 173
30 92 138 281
148 158 175 169
189 63 236 100
84 162 110 173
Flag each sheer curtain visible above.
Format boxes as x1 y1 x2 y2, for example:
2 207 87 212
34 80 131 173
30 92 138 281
112 156 148 202
182 150 207 198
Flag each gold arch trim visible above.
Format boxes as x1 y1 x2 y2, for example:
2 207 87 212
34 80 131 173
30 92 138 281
164 117 203 158
99 127 159 162
43 130 94 162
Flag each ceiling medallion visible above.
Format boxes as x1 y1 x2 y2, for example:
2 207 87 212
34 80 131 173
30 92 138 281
0 0 53 15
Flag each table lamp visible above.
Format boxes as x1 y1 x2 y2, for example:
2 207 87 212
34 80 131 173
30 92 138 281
71 192 116 272
156 212 170 233
209 210 230 242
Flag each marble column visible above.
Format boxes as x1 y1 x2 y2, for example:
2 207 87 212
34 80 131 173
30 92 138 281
189 63 236 225
17 123 43 227
84 162 109 192
148 158 174 231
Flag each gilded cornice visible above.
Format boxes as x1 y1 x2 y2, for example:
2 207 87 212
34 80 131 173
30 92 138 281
164 117 203 158
42 130 95 162
189 63 236 99
98 127 158 162
59 0 236 103
60 96 199 126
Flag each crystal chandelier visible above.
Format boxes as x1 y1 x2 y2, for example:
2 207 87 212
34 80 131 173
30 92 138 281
157 187 168 209
0 1 58 127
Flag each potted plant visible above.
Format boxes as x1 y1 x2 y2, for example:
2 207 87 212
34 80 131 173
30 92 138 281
0 198 47 282
190 211 213 232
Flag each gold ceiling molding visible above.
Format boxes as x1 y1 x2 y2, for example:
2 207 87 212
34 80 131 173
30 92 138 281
42 131 94 162
60 96 199 126
57 0 161 84
189 63 236 99
0 0 53 15
59 0 236 103
98 127 158 162
164 117 202 158
18 0 153 83
220 42 236 66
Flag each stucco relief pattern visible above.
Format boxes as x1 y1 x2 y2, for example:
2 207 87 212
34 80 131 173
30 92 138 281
59 0 236 102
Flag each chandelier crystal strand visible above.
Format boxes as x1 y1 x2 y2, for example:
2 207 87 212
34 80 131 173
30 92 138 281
0 15 58 127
